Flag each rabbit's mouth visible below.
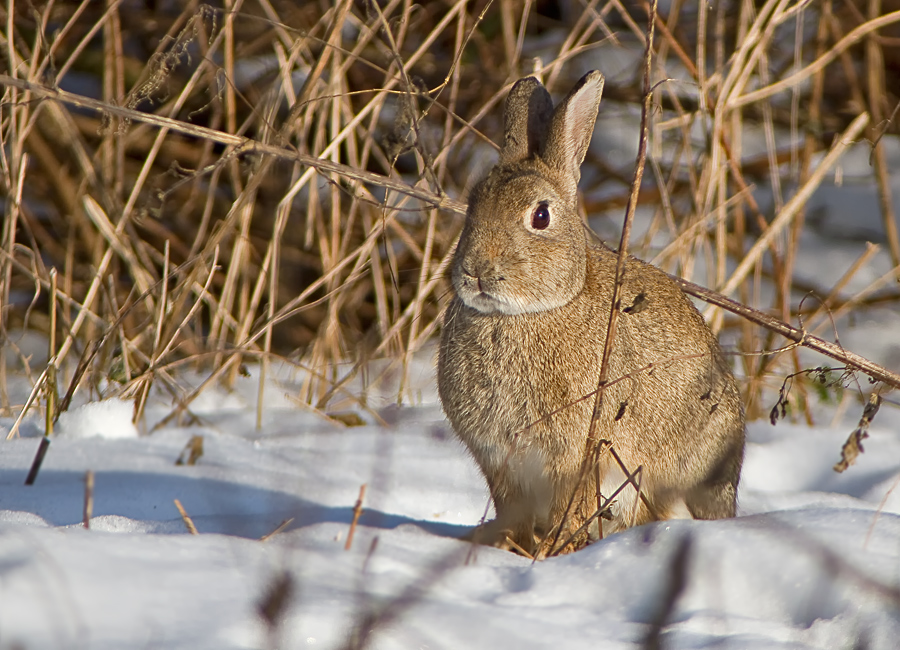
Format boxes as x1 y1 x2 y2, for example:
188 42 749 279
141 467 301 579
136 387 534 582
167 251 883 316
455 270 520 315
458 283 515 315
466 292 520 315
456 273 560 316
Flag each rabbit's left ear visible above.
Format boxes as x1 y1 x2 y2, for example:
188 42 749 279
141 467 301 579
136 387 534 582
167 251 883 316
542 71 604 185
499 76 554 165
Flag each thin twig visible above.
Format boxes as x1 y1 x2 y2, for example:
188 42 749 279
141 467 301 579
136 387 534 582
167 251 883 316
83 470 94 529
582 0 658 539
0 75 468 215
345 483 367 551
589 0 658 437
174 499 199 535
672 276 900 390
259 518 294 542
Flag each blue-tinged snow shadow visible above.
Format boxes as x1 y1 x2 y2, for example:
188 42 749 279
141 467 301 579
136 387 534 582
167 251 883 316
0 469 468 540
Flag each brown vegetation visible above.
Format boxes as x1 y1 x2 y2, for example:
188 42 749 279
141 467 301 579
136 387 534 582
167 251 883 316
1 0 899 428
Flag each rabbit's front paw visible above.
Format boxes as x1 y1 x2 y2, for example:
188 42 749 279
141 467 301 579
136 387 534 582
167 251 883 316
462 520 539 556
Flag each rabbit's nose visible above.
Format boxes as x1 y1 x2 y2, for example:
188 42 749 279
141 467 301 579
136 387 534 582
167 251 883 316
460 267 482 292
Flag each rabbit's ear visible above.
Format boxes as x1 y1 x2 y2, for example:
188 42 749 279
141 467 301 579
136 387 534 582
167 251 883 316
499 76 553 165
542 71 604 185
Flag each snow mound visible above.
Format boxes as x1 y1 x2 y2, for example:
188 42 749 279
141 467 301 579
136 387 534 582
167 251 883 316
56 399 139 439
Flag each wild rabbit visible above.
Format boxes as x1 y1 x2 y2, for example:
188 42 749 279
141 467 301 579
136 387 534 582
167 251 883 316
438 71 745 555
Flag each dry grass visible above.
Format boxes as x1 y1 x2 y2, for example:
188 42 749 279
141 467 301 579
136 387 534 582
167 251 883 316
1 0 899 430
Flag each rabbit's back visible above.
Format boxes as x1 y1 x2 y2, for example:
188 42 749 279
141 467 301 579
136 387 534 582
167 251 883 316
584 245 744 513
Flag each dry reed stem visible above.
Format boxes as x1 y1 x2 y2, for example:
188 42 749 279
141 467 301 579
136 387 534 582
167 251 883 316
44 269 57 436
1 148 29 411
712 112 870 301
5 365 49 440
807 264 900 340
732 10 900 109
83 469 94 529
802 243 882 333
345 483 367 551
259 518 294 543
174 499 199 535
548 464 643 557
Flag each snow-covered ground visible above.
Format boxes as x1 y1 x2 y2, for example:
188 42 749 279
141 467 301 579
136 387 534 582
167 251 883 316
1 351 899 650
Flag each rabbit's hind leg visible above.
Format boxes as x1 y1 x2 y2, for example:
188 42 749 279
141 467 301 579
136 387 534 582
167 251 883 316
685 481 737 520
661 497 695 520
684 440 742 520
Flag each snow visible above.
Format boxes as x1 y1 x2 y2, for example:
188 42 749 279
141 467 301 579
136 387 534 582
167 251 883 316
56 399 139 440
1 359 900 649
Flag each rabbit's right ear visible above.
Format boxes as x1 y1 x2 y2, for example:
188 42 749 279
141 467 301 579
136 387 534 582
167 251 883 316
499 77 553 165
542 71 604 186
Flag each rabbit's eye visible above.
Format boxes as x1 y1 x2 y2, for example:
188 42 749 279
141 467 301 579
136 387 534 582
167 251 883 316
532 203 551 230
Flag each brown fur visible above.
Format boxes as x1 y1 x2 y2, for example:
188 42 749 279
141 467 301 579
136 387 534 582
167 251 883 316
437 72 745 554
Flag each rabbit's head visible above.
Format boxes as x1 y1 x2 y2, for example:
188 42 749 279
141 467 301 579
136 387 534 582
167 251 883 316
451 71 605 315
